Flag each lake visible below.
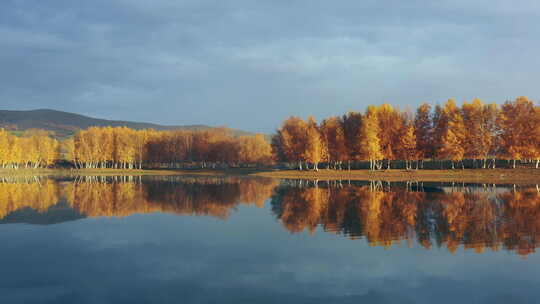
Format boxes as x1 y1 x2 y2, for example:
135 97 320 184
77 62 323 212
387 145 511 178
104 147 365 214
1 175 539 303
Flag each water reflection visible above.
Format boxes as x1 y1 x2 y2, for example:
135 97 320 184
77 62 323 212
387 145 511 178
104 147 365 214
1 176 540 256
271 180 540 256
0 176 277 222
0 178 63 221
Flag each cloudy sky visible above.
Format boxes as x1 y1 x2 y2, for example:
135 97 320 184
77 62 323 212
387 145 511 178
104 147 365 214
1 0 540 132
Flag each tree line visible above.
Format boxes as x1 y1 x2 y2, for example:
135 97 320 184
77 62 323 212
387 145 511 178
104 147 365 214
272 96 540 170
65 127 272 169
0 126 272 170
0 129 59 169
1 96 539 170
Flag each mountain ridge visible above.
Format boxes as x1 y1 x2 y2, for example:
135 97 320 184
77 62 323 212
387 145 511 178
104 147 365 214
0 109 255 138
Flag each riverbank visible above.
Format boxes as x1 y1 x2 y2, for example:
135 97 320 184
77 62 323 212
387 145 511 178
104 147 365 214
253 168 540 185
0 168 539 185
0 168 261 177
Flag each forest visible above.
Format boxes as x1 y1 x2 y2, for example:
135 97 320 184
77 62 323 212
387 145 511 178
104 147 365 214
0 96 538 170
65 127 271 169
0 127 271 169
0 129 59 169
273 96 540 170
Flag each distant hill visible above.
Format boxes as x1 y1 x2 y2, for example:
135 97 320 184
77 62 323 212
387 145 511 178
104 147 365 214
0 109 256 138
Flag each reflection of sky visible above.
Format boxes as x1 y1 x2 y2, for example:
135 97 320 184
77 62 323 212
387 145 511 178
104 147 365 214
0 203 538 304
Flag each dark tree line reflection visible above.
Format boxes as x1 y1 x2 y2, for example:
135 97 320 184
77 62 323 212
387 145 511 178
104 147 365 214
65 176 277 219
271 180 540 256
1 176 540 256
0 176 277 220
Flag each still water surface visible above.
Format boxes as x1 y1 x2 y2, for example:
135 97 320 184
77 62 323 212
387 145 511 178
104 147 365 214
1 176 539 303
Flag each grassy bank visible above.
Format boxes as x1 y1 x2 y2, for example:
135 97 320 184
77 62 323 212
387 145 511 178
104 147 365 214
0 168 539 184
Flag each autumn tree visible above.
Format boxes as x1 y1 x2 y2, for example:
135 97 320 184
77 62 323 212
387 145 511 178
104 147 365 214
436 99 466 169
238 134 272 165
0 129 59 169
533 106 540 168
358 106 384 170
272 117 309 169
302 116 326 171
498 97 538 168
414 103 434 165
376 104 403 169
485 103 501 168
67 126 272 170
432 104 446 159
0 129 10 168
320 116 348 169
397 118 418 170
341 112 363 169
462 99 499 168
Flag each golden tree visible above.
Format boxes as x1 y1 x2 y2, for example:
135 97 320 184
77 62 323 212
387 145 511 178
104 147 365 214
414 103 434 162
359 106 383 170
398 121 418 169
341 112 363 168
376 104 403 169
462 99 499 168
497 97 537 168
320 116 348 169
272 117 309 169
238 134 272 165
303 116 326 171
530 104 540 168
437 99 466 169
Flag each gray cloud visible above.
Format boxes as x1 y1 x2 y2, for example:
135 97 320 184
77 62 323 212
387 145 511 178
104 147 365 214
1 0 540 132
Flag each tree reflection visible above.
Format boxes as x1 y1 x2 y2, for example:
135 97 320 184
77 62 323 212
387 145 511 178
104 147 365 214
1 177 540 256
0 176 277 221
271 181 540 256
0 177 60 219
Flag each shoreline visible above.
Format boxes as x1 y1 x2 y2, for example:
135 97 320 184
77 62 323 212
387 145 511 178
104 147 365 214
253 168 540 185
0 168 539 185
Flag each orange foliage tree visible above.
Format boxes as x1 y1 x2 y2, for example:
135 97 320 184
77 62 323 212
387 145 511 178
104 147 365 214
271 96 540 170
69 127 271 169
0 129 59 169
